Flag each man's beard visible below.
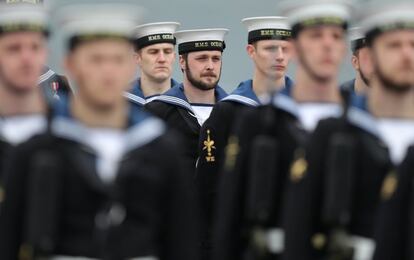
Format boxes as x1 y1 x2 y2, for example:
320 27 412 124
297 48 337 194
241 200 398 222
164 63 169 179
375 63 413 94
185 64 220 91
359 69 370 86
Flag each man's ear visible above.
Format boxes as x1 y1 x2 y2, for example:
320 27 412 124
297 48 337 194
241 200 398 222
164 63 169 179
179 54 186 72
246 44 255 59
351 54 360 70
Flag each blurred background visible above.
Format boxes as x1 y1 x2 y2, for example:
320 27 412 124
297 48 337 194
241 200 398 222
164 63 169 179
46 0 359 92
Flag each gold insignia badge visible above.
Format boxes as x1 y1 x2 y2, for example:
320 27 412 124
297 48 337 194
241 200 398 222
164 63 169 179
311 233 327 250
224 135 240 170
203 130 216 162
381 170 398 200
290 149 308 183
18 243 34 260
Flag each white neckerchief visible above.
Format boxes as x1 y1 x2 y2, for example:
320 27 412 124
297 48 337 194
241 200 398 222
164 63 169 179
1 114 46 145
191 105 214 126
297 103 342 132
84 128 126 183
377 118 414 164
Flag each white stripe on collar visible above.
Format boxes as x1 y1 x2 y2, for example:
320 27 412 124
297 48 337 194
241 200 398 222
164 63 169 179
38 69 56 84
272 94 299 118
51 116 165 154
150 95 194 113
124 92 146 106
347 107 379 137
124 117 165 153
222 94 260 107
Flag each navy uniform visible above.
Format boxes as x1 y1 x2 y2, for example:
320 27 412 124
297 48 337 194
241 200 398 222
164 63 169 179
356 3 414 260
0 99 200 260
124 22 181 107
145 29 229 173
195 16 294 256
212 2 354 259
284 96 391 260
212 88 303 260
0 2 200 260
0 2 50 202
39 66 72 102
284 2 414 260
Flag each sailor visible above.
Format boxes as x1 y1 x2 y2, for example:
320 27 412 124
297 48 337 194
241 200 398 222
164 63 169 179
351 1 414 259
341 27 373 94
195 16 294 259
125 22 180 107
0 1 201 259
212 0 354 259
145 28 229 173
0 0 50 195
283 1 414 259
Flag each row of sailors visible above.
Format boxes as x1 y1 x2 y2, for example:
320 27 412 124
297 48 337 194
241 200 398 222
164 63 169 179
0 0 412 259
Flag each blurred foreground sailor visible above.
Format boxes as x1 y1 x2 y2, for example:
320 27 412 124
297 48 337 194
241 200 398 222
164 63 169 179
213 0 354 259
353 1 414 259
145 28 228 173
0 1 201 259
341 27 373 94
195 16 294 259
1 0 73 101
284 0 414 259
0 1 50 199
125 22 180 107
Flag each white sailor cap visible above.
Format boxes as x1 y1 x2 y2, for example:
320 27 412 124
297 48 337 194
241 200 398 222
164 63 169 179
278 0 354 37
358 0 414 44
175 28 229 55
0 0 48 35
242 16 291 44
133 22 180 49
349 27 366 52
53 0 144 50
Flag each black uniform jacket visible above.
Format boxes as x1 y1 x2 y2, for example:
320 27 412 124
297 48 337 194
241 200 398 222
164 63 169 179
196 77 295 223
212 90 304 260
0 98 201 260
145 83 228 174
283 95 402 260
372 145 414 260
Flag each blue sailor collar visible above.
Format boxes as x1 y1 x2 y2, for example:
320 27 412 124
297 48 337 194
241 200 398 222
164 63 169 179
221 80 260 106
340 78 356 93
279 76 294 97
346 94 380 138
149 83 228 113
222 76 295 107
51 95 165 154
270 76 299 118
124 78 180 106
